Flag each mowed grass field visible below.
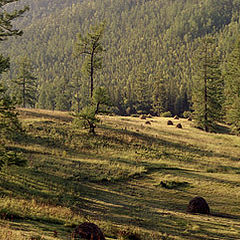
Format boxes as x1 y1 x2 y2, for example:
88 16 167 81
0 108 240 239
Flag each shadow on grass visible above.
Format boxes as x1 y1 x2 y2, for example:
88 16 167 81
211 212 240 220
100 125 240 162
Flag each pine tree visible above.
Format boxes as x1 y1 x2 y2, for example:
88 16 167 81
134 66 151 114
223 37 240 133
192 36 223 132
14 56 37 108
73 22 105 99
0 0 28 169
152 77 167 116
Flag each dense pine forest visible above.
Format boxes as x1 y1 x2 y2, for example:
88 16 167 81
1 0 240 131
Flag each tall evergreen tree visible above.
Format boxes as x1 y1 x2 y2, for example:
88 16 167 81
73 22 105 99
14 56 37 108
134 66 151 114
223 37 240 133
152 77 167 116
0 0 28 169
192 36 223 132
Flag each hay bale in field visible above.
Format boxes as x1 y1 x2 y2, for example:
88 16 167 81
118 231 141 240
176 123 183 129
147 114 152 118
145 121 151 125
174 115 179 120
73 222 106 240
187 197 210 214
188 117 192 121
139 114 146 120
167 120 174 125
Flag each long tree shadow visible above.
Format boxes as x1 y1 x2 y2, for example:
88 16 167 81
100 125 240 162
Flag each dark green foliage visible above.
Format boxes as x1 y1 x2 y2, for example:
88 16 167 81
159 181 190 190
0 85 21 138
223 37 240 133
0 0 29 41
0 148 26 170
0 0 240 122
0 0 28 170
73 105 99 134
192 36 223 132
14 56 37 108
73 22 105 99
73 87 110 134
93 86 111 114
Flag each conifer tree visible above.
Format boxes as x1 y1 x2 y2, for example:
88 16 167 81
134 66 151 114
152 77 167 116
192 36 223 132
0 0 28 169
74 22 105 99
14 56 37 108
223 37 240 133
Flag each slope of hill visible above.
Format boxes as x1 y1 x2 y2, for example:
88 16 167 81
0 109 240 239
1 0 240 115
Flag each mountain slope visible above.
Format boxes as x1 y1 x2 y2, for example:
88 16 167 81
1 0 240 114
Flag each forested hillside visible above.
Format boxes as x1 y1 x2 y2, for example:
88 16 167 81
1 0 240 117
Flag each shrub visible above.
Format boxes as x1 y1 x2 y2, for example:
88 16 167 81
161 111 172 117
183 111 192 119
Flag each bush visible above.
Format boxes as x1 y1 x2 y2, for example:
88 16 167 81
183 111 192 118
161 111 172 117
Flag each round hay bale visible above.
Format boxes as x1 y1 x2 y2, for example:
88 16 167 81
187 197 210 214
118 231 141 240
145 121 151 125
139 115 146 120
188 117 192 121
73 222 106 240
167 120 173 126
174 115 179 120
176 123 182 129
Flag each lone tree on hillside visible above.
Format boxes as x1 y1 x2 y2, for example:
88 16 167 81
74 87 110 134
74 22 105 99
192 36 223 132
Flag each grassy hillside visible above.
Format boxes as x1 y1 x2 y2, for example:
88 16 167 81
0 108 240 239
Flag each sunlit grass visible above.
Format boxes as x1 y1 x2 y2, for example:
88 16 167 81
1 109 240 239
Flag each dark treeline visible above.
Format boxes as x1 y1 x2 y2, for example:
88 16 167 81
1 1 240 124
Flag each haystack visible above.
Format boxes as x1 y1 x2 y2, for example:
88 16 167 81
174 115 179 120
187 197 210 214
73 222 106 240
176 123 182 129
139 115 146 120
167 120 173 125
145 121 151 125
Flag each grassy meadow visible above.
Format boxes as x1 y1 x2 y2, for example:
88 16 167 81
0 108 240 239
